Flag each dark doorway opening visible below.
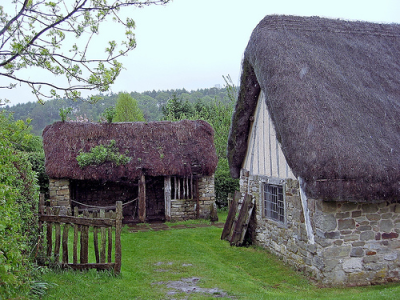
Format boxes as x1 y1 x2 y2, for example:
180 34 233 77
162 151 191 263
146 176 165 222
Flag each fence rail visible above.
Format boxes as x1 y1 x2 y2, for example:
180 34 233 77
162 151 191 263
38 194 122 274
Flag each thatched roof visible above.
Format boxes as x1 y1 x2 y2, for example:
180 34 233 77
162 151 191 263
228 15 400 202
43 120 218 181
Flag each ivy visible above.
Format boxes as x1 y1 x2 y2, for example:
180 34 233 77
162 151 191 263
76 140 131 168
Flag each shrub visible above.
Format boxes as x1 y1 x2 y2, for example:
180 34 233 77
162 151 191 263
76 140 131 168
214 158 239 208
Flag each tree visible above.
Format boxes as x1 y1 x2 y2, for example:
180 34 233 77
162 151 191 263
0 0 170 103
161 94 194 120
113 92 145 122
161 76 240 207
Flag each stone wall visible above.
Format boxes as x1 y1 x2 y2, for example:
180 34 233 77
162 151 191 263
49 178 70 215
240 169 400 286
198 175 216 219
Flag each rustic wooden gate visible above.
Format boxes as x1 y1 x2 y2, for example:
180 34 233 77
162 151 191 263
38 195 123 274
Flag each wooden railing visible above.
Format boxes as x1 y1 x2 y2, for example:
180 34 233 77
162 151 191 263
38 195 122 274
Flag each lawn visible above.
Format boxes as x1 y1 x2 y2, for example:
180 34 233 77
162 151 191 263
39 213 400 299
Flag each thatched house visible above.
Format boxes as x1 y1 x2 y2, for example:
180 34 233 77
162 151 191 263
228 15 400 286
43 120 218 223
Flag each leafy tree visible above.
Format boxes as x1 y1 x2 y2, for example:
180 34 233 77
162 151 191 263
114 92 145 122
0 0 170 103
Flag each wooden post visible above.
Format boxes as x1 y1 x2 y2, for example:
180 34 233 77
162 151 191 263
100 209 106 263
46 207 52 257
62 208 71 264
164 177 171 221
80 210 89 264
138 174 146 222
93 211 100 264
73 207 79 264
114 201 122 274
195 179 200 219
54 207 61 262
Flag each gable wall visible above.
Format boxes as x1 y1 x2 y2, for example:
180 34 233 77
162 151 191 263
240 169 400 286
243 92 295 179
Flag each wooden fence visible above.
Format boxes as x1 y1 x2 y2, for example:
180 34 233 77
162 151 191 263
38 194 122 274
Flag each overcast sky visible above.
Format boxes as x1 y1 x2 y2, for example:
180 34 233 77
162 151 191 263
3 0 400 106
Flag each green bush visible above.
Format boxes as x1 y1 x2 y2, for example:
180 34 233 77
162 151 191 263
214 158 239 208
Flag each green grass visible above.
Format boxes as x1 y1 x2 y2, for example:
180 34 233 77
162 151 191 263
39 214 400 299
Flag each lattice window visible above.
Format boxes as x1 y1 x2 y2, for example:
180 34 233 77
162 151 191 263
264 183 285 223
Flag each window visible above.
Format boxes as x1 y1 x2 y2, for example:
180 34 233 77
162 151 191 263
171 176 195 200
264 183 285 223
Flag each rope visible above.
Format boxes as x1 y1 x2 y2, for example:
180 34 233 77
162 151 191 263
70 198 138 210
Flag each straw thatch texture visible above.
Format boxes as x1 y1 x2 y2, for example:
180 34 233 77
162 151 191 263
43 120 218 181
228 15 400 202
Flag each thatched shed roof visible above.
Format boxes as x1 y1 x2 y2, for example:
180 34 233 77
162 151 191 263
43 120 218 181
228 15 400 202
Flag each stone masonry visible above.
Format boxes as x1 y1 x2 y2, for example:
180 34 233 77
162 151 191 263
49 178 71 215
240 169 400 286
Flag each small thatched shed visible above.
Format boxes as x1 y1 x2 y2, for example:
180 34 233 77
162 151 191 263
43 120 218 222
228 15 400 286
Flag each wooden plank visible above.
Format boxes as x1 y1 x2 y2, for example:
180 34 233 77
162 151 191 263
62 208 71 264
54 207 61 262
230 193 254 246
39 215 116 227
164 177 171 221
73 207 79 264
108 226 112 263
138 174 146 222
80 210 89 264
195 179 200 218
100 209 106 264
174 177 177 200
221 191 240 240
93 211 99 264
46 207 52 257
114 201 122 274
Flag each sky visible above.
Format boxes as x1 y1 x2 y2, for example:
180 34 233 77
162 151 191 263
3 0 400 106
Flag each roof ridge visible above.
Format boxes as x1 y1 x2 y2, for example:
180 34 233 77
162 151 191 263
259 15 400 37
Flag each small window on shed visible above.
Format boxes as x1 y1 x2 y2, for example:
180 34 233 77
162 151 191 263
171 176 194 200
263 183 285 224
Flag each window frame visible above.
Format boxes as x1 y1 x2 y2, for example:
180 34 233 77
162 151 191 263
262 178 286 226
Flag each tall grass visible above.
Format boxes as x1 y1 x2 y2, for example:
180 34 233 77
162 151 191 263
39 218 400 299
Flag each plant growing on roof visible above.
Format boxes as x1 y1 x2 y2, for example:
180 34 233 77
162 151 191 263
59 107 72 122
102 106 116 123
76 140 131 168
